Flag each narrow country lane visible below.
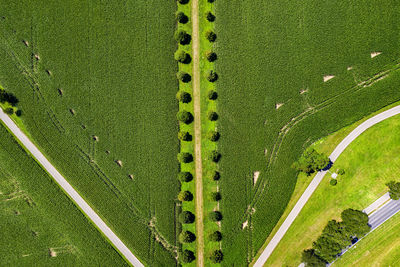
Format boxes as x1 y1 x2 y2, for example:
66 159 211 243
0 108 144 267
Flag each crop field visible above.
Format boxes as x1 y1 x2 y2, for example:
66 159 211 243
215 0 400 265
0 123 125 265
0 1 179 265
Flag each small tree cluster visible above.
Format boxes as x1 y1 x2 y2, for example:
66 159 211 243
206 70 218 82
180 249 195 263
208 231 222 242
211 171 220 181
209 150 221 163
177 110 193 124
210 192 221 201
208 111 218 121
178 191 193 202
178 131 192 141
205 30 217 42
209 211 223 222
177 152 193 163
209 250 223 263
292 148 330 175
205 51 217 62
0 89 19 106
208 90 218 100
176 11 188 24
179 230 196 243
176 91 192 103
174 50 191 64
386 181 400 200
176 71 192 83
179 211 195 223
301 249 326 267
207 131 220 141
205 11 215 22
178 172 193 182
175 30 191 45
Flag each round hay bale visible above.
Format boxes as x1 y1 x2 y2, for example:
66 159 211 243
93 135 98 141
116 160 123 167
69 109 75 115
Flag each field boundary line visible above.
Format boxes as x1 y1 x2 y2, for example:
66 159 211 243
0 108 144 267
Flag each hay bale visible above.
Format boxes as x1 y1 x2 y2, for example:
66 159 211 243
22 40 29 47
128 174 134 180
93 135 98 141
81 124 86 129
46 70 52 76
58 88 63 96
116 160 123 167
34 54 40 60
69 109 75 115
105 150 110 154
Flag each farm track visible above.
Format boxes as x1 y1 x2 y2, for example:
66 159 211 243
191 0 204 265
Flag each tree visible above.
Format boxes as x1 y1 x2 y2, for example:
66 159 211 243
179 211 195 223
5 107 14 115
206 70 218 82
205 11 215 22
211 171 220 181
330 179 337 186
174 30 191 45
322 220 351 248
174 50 191 63
179 230 196 243
341 208 370 237
205 51 217 62
208 111 218 121
312 234 342 262
176 11 188 24
176 91 192 103
207 0 215 2
180 249 195 263
209 150 221 162
177 0 189 4
177 110 193 124
178 191 193 202
210 192 221 201
209 211 223 222
16 109 22 117
205 30 217 42
209 250 223 263
207 131 220 141
207 90 218 100
177 152 193 163
178 131 192 141
292 148 330 175
301 249 327 267
178 172 193 182
209 231 222 242
176 71 192 83
386 181 400 200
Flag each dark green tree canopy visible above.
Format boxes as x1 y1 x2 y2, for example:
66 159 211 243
178 172 193 182
208 90 218 100
179 210 195 223
177 110 193 124
174 30 191 45
180 249 195 263
177 152 193 163
209 231 222 242
179 230 196 243
292 148 330 175
205 30 217 42
208 111 218 121
209 250 223 263
210 192 221 201
386 181 400 200
177 0 189 5
301 249 327 267
176 11 188 24
211 171 220 181
209 211 223 222
176 91 192 103
178 191 193 202
176 71 192 83
205 11 216 22
174 50 191 63
206 70 219 82
207 131 220 142
341 208 370 237
209 150 221 162
178 131 192 141
206 51 217 62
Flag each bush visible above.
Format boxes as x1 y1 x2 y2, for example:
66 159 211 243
292 148 330 175
176 91 192 103
210 192 221 201
337 169 345 175
176 11 188 24
178 172 193 182
180 249 195 263
211 171 220 181
177 152 193 163
179 230 196 243
5 107 14 115
209 231 222 242
205 51 217 62
206 70 219 82
330 179 337 186
15 109 22 117
205 30 217 42
174 30 191 45
174 50 191 64
178 131 192 141
209 211 223 222
209 250 223 263
207 131 220 142
209 150 221 162
177 111 193 124
179 211 195 224
208 90 218 100
177 0 189 4
176 71 192 83
178 191 193 202
207 0 215 3
387 181 400 200
205 11 215 22
208 111 218 121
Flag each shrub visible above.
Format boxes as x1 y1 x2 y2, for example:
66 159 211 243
208 111 218 121
208 90 218 100
209 150 221 162
330 179 337 186
176 71 192 83
206 51 217 62
177 0 189 4
176 11 188 24
5 107 14 115
208 131 220 141
211 171 220 181
387 181 400 200
207 70 219 82
205 11 215 22
178 191 193 202
178 131 192 141
179 211 195 224
209 211 223 222
177 152 193 163
209 250 223 263
178 172 193 182
176 91 192 103
180 249 195 263
207 0 215 3
15 109 22 117
210 192 221 201
337 169 345 175
205 30 217 42
177 111 193 124
292 148 330 175
174 50 191 64
174 30 191 45
179 230 196 243
209 231 222 242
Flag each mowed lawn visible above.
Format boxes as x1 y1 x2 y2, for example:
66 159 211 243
0 1 178 265
0 124 126 266
214 0 400 264
266 113 400 266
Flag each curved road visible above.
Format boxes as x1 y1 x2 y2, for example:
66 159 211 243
0 108 144 267
254 105 400 267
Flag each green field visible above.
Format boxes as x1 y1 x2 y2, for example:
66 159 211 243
0 123 125 266
266 112 400 266
215 1 400 265
0 1 179 265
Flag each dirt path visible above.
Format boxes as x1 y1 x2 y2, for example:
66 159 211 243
191 0 204 265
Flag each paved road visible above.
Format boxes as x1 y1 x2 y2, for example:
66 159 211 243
0 109 144 267
369 198 400 230
254 105 400 267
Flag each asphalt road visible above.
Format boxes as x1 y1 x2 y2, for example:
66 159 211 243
368 198 400 230
0 109 144 267
254 105 400 267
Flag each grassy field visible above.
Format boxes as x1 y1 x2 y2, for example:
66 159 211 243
214 1 400 264
265 112 400 266
0 1 179 265
0 123 126 266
